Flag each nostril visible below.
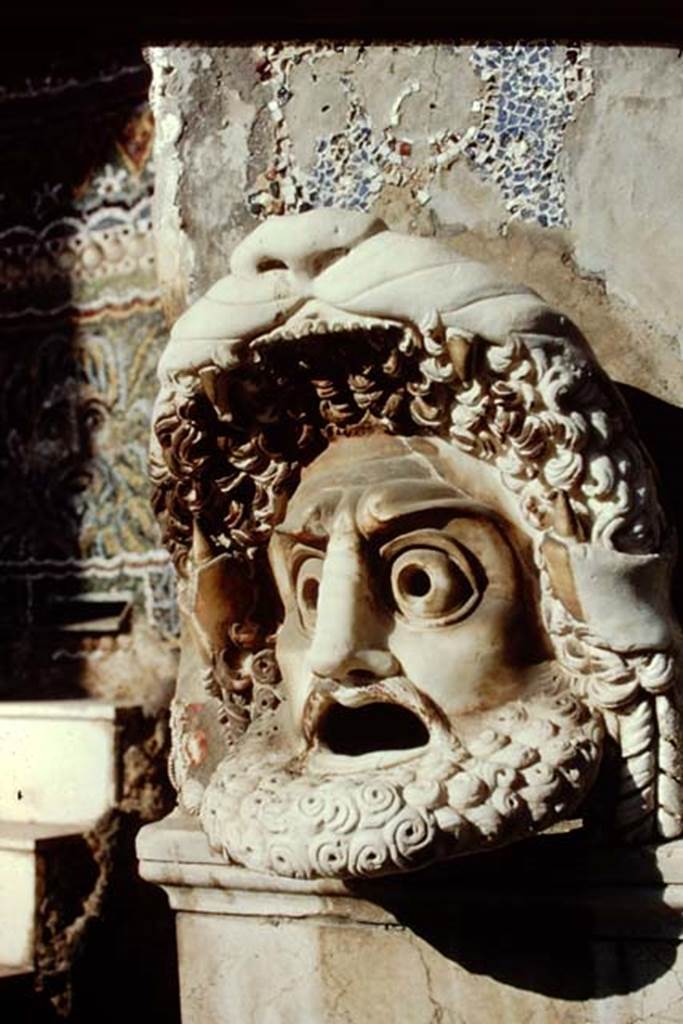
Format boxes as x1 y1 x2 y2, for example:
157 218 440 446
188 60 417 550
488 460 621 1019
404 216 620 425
309 649 400 683
345 668 375 684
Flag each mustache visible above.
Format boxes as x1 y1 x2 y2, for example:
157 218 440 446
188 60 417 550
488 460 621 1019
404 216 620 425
301 674 457 750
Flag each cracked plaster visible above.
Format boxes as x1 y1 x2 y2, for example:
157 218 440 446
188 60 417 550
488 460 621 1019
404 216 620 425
247 43 590 229
172 907 683 1024
564 46 683 348
146 43 682 409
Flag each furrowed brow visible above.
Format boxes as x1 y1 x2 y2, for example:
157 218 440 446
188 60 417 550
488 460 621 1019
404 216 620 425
272 525 328 550
357 491 488 538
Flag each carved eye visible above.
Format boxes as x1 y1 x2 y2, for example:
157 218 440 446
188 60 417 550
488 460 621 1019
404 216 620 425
388 545 481 625
295 555 323 631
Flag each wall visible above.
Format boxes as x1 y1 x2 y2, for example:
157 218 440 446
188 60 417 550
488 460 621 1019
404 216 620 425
147 42 683 407
0 48 177 704
142 41 683 1024
0 48 180 1023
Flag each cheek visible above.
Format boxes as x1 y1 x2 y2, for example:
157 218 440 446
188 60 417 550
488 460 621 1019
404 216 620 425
388 598 525 714
274 614 312 720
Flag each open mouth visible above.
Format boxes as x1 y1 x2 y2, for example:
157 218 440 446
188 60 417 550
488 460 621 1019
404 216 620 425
318 701 430 756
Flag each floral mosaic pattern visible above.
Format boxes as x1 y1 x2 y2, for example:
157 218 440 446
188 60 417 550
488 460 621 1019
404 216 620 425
467 43 592 226
0 311 163 562
0 50 175 658
247 43 591 229
248 52 425 217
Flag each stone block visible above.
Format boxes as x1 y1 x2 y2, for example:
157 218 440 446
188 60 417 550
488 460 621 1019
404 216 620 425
0 700 119 825
0 823 83 967
139 815 683 1024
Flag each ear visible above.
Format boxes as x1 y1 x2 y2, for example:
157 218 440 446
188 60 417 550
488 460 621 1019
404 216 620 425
267 530 297 613
188 520 255 664
541 531 675 653
541 493 588 622
541 536 585 622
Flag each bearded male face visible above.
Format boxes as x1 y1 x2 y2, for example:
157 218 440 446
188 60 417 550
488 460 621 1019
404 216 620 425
154 209 681 880
200 434 603 878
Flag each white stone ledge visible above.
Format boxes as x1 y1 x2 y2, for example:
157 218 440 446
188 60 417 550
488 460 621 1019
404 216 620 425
138 815 683 1024
0 821 90 851
138 814 683 940
0 699 118 721
0 700 121 824
0 821 97 967
0 965 33 978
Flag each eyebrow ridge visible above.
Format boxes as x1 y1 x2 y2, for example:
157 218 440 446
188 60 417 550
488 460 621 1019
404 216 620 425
274 526 328 549
357 494 490 538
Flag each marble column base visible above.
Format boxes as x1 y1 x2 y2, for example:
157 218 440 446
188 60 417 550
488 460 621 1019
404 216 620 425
138 814 683 1024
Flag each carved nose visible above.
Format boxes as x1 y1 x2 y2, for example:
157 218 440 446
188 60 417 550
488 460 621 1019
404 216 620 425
310 646 399 682
307 527 400 683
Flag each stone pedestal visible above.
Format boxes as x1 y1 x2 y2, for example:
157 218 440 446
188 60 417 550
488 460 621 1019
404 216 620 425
138 815 683 1024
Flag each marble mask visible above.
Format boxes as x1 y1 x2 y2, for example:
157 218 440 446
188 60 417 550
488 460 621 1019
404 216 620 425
150 209 682 878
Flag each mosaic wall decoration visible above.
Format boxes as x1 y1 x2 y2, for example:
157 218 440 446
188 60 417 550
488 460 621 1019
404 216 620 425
247 43 591 228
247 46 433 217
467 43 592 226
0 49 177 700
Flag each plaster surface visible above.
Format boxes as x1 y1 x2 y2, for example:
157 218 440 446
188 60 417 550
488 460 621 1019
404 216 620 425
564 47 683 346
146 44 683 408
0 846 36 967
140 815 683 1024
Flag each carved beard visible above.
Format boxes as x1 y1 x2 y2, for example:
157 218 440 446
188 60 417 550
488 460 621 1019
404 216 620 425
200 667 604 879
